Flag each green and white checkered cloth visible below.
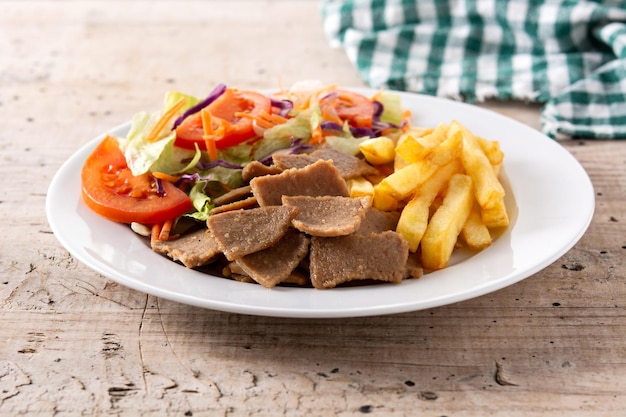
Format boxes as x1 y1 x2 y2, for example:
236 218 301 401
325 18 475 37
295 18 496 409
321 0 626 139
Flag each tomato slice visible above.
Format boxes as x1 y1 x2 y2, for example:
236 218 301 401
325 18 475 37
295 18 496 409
81 136 192 224
174 88 271 150
331 89 374 128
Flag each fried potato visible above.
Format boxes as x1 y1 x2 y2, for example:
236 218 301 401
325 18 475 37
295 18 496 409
395 123 447 164
372 184 399 211
451 121 505 209
359 136 395 165
348 176 375 201
461 201 492 250
364 117 509 272
378 128 462 200
481 196 509 228
492 162 502 177
477 136 504 166
420 174 474 270
396 159 463 252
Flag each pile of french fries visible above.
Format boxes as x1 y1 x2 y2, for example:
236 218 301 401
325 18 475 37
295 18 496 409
352 120 509 271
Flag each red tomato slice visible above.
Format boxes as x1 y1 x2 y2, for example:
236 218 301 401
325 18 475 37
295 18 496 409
81 136 192 224
174 88 271 150
332 89 374 128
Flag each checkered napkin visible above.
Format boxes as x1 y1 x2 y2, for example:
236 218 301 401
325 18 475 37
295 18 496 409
321 0 626 139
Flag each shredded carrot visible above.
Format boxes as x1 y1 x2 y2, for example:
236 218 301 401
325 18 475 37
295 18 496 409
204 138 218 162
201 108 219 161
310 123 324 145
276 76 286 95
236 109 289 129
158 219 173 241
146 97 186 142
151 223 162 242
152 171 181 183
320 105 344 125
401 109 412 132
201 108 214 135
297 84 335 111
235 111 274 129
269 113 289 124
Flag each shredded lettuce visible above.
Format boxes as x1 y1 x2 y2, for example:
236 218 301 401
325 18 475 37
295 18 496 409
199 165 244 190
163 91 200 113
321 120 370 155
118 91 203 176
325 135 369 156
263 106 320 142
185 181 214 221
376 91 404 125
251 106 321 160
118 111 196 176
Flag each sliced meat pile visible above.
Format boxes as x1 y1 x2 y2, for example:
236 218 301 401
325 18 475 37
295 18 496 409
151 148 422 288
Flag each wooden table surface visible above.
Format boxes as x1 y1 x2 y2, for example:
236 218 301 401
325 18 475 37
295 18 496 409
2 1 625 416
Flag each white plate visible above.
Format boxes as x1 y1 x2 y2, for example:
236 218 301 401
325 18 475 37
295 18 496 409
46 90 594 318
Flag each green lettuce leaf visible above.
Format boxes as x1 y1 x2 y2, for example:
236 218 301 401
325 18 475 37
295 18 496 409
325 134 369 156
163 90 200 112
377 91 403 125
184 181 214 221
118 111 196 176
263 105 320 141
118 91 202 176
251 106 320 160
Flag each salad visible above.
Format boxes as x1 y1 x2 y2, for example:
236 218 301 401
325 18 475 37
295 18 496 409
80 80 411 234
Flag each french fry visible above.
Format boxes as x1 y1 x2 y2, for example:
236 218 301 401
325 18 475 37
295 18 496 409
348 176 375 200
378 128 462 200
396 159 463 252
395 127 434 149
395 123 447 164
377 160 438 200
477 136 504 166
394 128 432 170
492 162 502 177
372 184 398 211
452 121 505 209
362 117 509 271
359 136 395 165
461 201 492 249
393 152 411 171
481 196 509 228
420 174 474 271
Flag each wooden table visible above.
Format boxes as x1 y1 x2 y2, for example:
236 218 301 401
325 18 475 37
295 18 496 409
2 2 624 416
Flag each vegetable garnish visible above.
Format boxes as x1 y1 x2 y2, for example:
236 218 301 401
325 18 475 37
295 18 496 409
146 97 187 143
174 89 272 151
76 81 512 291
270 98 294 117
81 81 407 231
152 171 182 183
158 218 175 241
172 83 227 129
81 135 192 224
201 108 220 161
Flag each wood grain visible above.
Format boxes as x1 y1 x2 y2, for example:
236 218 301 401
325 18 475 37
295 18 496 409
1 1 624 416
